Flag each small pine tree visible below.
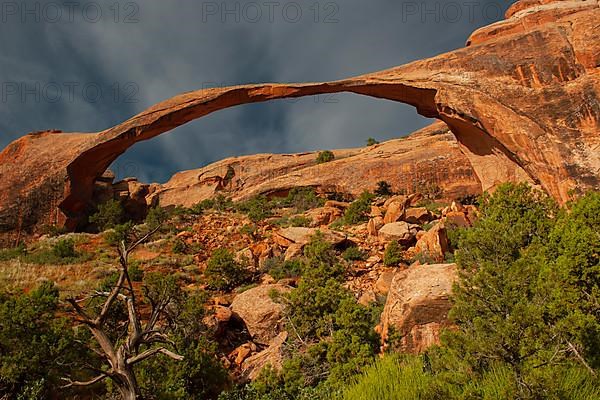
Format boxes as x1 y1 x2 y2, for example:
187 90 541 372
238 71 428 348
316 150 335 164
89 199 125 231
375 181 393 196
366 138 379 146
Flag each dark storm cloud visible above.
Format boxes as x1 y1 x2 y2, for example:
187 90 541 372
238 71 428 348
0 0 513 183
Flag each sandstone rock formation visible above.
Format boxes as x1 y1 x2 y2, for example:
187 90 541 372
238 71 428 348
230 284 291 345
1 0 598 243
413 223 450 263
153 122 480 209
274 227 346 247
241 331 288 381
378 222 421 244
379 263 457 353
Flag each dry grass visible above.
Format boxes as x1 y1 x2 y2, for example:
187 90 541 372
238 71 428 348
0 258 115 296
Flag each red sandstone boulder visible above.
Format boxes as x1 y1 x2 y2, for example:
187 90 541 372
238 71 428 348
230 284 291 345
379 263 457 353
241 331 288 381
413 223 450 263
378 222 421 244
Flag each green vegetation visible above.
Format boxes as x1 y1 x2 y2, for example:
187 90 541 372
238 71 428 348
366 138 379 147
0 281 88 399
274 215 312 228
205 248 249 290
316 150 335 164
274 188 325 212
343 356 436 400
383 241 403 266
136 276 229 399
89 199 125 231
0 243 26 261
128 262 144 282
172 238 187 254
342 246 366 261
52 238 76 258
263 256 304 280
341 191 374 225
3 237 92 265
345 184 600 399
239 223 258 238
221 234 381 399
236 195 273 222
145 205 169 229
190 195 235 215
375 181 393 196
1 183 598 399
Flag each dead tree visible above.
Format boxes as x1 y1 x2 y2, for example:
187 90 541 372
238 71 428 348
63 225 183 400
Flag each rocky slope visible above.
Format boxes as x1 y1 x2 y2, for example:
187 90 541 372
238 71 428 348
0 0 598 243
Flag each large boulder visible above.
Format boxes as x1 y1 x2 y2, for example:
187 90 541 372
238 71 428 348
413 223 450 263
383 196 409 224
274 227 346 247
230 284 291 345
367 216 384 236
304 207 343 227
404 207 434 225
378 222 421 244
241 331 288 381
379 263 457 353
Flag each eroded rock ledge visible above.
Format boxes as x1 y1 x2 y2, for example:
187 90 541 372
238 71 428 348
0 0 598 242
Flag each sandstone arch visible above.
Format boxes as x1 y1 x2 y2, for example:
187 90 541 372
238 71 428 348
0 0 598 239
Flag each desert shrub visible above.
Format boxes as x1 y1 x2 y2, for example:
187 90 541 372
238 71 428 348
263 256 304 280
104 221 135 246
205 249 248 291
0 282 89 399
316 150 335 164
145 206 169 230
342 191 374 225
418 183 443 200
21 238 90 265
274 187 324 212
172 238 188 254
342 246 366 261
40 224 68 237
410 251 438 265
52 238 76 258
0 243 26 261
366 138 379 147
89 199 125 231
434 184 600 395
189 199 215 215
343 356 439 400
254 234 381 397
288 216 312 228
383 241 403 266
236 195 273 222
129 275 229 399
213 194 235 212
128 262 144 282
239 224 258 238
375 181 393 197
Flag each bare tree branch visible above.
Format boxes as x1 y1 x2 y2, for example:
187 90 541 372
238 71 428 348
567 341 597 376
127 347 184 365
61 373 109 388
64 223 181 399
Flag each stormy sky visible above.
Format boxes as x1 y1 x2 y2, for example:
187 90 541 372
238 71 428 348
0 0 513 183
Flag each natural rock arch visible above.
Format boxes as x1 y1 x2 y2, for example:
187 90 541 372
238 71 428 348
0 0 598 239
